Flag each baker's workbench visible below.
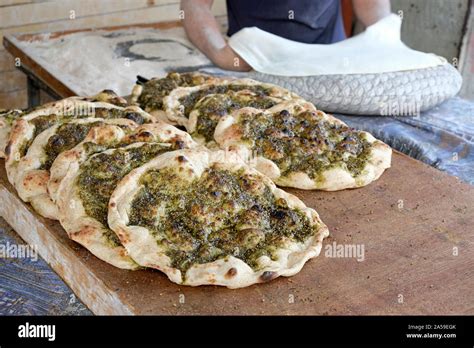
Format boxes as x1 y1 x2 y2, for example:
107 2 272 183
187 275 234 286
2 20 215 103
1 150 474 315
1 22 473 315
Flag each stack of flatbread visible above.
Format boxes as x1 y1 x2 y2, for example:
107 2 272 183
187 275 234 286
0 72 391 288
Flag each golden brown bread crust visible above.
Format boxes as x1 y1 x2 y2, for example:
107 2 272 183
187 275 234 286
130 72 224 125
0 109 23 158
5 91 135 187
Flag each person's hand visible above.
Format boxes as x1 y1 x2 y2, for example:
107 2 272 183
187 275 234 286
180 0 251 72
212 45 252 72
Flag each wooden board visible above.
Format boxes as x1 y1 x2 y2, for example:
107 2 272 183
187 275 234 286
1 152 473 315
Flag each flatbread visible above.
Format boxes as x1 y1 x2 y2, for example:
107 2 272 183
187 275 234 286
49 122 197 204
56 127 197 269
214 101 392 190
5 100 154 187
108 149 329 288
14 118 137 219
163 78 303 144
0 109 23 158
131 72 223 123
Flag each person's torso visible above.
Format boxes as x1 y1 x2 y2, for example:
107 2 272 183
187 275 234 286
226 0 346 44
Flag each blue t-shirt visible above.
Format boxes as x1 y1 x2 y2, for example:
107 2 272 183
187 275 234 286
226 0 346 44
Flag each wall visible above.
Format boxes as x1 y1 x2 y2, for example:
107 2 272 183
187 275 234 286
390 0 470 61
0 0 227 109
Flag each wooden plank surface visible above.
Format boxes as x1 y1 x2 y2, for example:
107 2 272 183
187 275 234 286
1 152 473 315
0 0 226 31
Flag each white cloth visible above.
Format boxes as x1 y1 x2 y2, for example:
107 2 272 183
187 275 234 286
228 14 446 76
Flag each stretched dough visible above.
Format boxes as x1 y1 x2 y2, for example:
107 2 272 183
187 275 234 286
229 14 445 76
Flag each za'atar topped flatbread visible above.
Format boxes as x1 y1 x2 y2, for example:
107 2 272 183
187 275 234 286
56 123 197 269
108 149 329 287
131 72 222 123
214 101 392 190
163 78 304 144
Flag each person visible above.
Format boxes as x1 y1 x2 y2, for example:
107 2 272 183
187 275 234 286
181 0 391 72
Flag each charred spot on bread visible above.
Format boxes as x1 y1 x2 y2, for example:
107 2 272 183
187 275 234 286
260 271 277 282
138 131 153 138
5 142 11 156
225 267 238 278
177 155 188 163
174 139 186 149
124 112 144 124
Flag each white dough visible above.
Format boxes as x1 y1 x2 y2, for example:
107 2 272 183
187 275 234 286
229 14 446 76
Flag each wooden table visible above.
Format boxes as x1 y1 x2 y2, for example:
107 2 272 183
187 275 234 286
1 151 473 315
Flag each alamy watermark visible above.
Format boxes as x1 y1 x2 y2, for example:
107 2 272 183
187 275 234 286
61 101 95 117
379 98 421 117
0 242 38 262
324 242 365 262
18 322 55 341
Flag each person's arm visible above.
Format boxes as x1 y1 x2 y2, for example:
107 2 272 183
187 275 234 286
180 0 251 71
352 0 391 27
